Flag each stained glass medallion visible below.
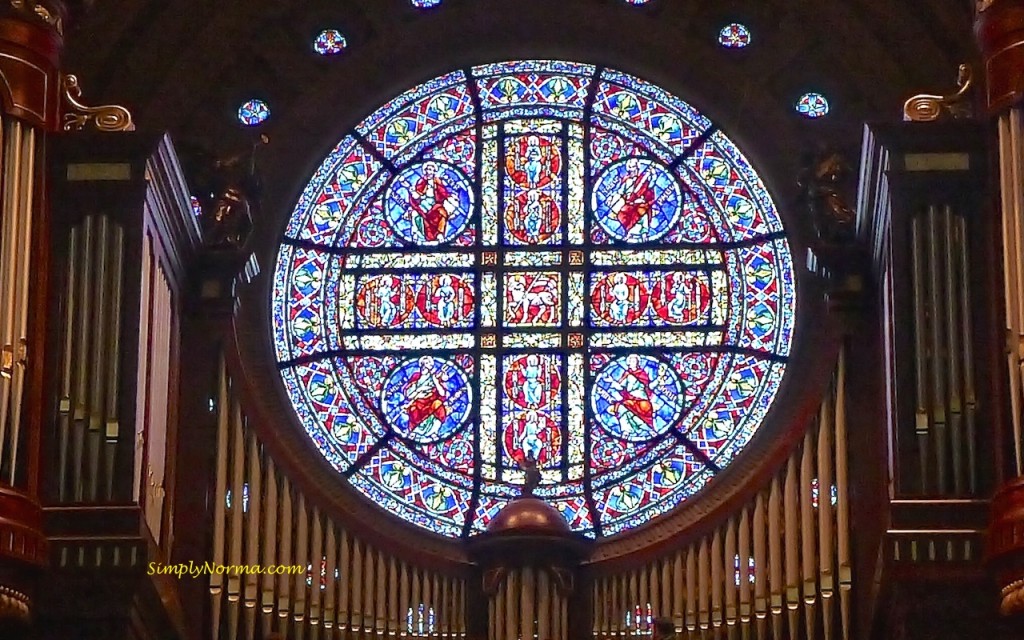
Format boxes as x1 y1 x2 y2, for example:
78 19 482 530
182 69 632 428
314 29 347 56
796 92 830 118
273 60 797 539
718 24 752 49
238 99 270 126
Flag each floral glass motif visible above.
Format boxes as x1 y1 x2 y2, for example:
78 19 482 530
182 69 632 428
796 92 830 118
237 99 270 126
272 60 797 539
718 23 752 49
314 29 347 56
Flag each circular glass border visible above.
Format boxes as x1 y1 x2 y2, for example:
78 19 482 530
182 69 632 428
271 60 797 539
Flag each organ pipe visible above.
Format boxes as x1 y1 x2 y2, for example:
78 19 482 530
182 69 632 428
310 509 323 626
910 216 932 491
1002 111 1024 475
818 390 836 640
1 123 35 486
55 224 78 500
835 350 852 640
207 365 470 640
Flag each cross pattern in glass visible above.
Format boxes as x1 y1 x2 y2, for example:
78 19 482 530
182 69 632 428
272 60 796 538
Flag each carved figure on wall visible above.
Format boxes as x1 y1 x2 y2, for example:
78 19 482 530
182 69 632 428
797 148 857 246
203 185 253 249
191 134 268 251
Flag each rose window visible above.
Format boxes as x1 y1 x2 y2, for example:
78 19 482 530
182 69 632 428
272 60 796 538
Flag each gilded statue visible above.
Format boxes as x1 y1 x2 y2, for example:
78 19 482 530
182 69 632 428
191 134 267 251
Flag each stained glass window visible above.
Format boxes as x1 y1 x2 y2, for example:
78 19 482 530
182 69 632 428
306 557 340 589
238 99 270 126
796 92 829 119
624 603 653 634
407 605 436 636
734 554 756 586
811 478 838 508
718 23 752 49
314 29 347 56
411 0 442 8
272 60 797 539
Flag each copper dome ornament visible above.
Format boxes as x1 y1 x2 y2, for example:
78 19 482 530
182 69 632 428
470 457 589 564
485 496 573 537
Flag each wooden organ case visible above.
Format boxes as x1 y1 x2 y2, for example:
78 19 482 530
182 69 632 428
857 122 1017 638
38 133 199 640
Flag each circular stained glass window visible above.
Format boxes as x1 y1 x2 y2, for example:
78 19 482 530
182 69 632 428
238 99 270 126
314 29 347 56
796 92 830 118
272 60 797 539
718 23 752 49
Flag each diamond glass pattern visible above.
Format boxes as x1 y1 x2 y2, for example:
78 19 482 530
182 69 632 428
272 60 797 538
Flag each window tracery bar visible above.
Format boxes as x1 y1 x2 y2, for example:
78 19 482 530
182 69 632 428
272 60 796 539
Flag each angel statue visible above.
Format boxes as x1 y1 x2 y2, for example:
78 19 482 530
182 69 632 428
797 148 856 246
184 134 268 251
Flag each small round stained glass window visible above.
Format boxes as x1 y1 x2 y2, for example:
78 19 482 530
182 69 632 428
272 60 797 539
718 23 751 49
796 93 830 119
314 29 347 56
238 99 270 126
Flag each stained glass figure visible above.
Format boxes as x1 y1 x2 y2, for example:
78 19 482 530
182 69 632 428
273 60 797 539
190 195 203 217
382 356 472 443
237 99 269 126
503 134 563 245
386 162 473 245
502 354 562 468
719 23 752 48
314 29 347 55
593 158 682 242
503 272 561 327
796 92 830 118
592 355 684 441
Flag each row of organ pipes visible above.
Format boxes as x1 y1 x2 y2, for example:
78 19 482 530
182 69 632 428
489 568 568 640
997 107 1024 477
55 214 128 502
590 351 851 640
50 208 177 512
0 118 37 487
211 358 467 640
210 349 850 640
908 202 979 494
